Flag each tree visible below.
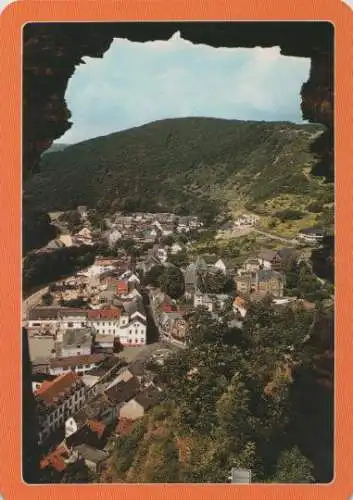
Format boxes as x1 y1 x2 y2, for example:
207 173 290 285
161 235 175 246
159 266 185 299
186 307 223 345
58 210 83 233
198 269 228 294
113 337 124 353
168 250 189 269
271 447 314 483
216 375 252 444
143 265 165 287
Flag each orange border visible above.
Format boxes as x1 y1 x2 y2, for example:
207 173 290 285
1 0 353 498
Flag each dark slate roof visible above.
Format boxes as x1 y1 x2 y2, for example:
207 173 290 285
122 298 146 317
277 247 298 259
28 307 61 320
258 270 283 282
105 376 140 405
74 444 108 464
134 386 163 410
258 249 278 262
66 422 107 450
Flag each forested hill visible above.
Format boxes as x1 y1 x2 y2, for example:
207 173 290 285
24 117 330 222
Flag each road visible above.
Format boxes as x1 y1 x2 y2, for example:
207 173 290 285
253 228 300 246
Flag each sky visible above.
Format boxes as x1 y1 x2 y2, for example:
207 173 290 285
60 33 312 144
2 1 350 143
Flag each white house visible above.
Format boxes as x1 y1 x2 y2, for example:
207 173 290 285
27 307 61 334
214 259 227 274
298 228 325 244
58 309 88 330
36 371 87 445
170 242 183 255
117 315 147 346
87 309 121 336
108 229 122 248
49 353 106 376
193 293 214 312
95 334 114 351
157 248 168 263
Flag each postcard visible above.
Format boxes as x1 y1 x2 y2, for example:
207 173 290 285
0 1 352 499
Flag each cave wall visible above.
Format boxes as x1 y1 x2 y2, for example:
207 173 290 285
23 21 333 180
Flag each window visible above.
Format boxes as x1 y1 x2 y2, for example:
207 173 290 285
81 322 85 327
129 339 132 344
68 322 73 327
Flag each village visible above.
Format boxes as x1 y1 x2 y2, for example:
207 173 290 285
23 206 325 480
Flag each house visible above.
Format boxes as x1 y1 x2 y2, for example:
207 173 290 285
298 227 325 244
116 280 129 297
58 309 88 330
72 393 117 429
105 376 141 408
74 444 109 474
171 317 187 341
27 307 62 333
87 309 121 337
59 234 74 247
234 274 252 295
119 386 163 420
193 293 214 312
213 259 227 274
241 257 261 274
65 419 108 450
234 213 259 228
40 444 77 474
75 227 93 245
86 259 117 279
159 311 186 338
61 328 93 358
32 373 56 393
46 239 65 250
77 206 88 219
115 299 147 346
35 371 87 445
94 334 114 353
257 250 280 270
233 296 248 318
184 257 208 297
107 229 122 248
170 242 182 255
256 270 285 298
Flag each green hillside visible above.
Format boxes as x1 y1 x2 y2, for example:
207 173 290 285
24 117 333 226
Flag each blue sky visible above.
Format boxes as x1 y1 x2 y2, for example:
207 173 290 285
2 1 350 143
60 32 312 144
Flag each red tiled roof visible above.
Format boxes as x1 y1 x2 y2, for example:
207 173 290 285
86 419 106 439
117 281 129 294
87 309 121 319
40 446 70 472
36 371 82 405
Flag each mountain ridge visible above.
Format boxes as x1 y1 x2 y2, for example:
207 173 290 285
24 117 331 227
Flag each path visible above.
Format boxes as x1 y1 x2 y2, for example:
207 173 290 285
253 228 300 246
